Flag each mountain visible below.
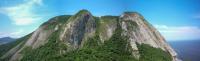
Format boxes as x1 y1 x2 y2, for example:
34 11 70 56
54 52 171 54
0 37 15 45
0 10 179 61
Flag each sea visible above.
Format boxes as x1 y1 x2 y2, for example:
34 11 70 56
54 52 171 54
168 40 200 61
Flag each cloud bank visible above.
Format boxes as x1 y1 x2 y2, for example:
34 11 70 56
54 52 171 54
154 25 200 41
0 29 24 38
0 0 43 25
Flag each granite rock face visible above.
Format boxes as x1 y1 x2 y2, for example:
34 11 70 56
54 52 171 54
1 10 179 61
120 12 178 61
98 16 118 42
59 10 96 49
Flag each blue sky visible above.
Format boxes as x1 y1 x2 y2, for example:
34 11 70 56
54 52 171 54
0 0 200 41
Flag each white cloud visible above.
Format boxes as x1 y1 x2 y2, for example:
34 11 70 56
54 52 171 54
23 0 43 6
31 0 43 5
0 0 43 25
10 29 24 38
0 29 25 38
154 25 200 41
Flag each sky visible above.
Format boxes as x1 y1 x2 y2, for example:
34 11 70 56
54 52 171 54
0 0 200 41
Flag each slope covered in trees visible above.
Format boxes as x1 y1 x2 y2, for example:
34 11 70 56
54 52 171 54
20 17 172 61
0 10 174 61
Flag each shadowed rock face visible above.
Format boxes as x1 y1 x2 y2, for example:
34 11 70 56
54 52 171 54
1 10 179 61
98 16 118 42
60 10 96 49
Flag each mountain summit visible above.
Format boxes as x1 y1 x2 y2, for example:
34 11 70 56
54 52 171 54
0 10 179 61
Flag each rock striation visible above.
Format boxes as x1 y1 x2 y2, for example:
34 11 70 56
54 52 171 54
0 10 179 61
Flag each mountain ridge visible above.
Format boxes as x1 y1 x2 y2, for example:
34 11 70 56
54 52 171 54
0 37 15 45
0 10 179 61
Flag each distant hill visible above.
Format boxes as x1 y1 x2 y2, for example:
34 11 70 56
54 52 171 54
0 37 15 45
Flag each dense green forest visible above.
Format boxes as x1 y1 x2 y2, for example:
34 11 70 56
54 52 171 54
0 11 172 61
20 21 172 61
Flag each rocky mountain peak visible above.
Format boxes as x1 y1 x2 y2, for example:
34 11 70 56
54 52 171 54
59 10 96 49
120 12 143 19
0 10 180 61
120 11 179 61
76 9 91 15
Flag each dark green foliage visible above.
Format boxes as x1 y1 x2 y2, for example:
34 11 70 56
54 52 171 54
0 33 32 61
98 16 118 39
83 35 101 48
18 11 173 61
20 15 71 61
73 9 90 18
21 22 137 61
19 16 172 61
42 15 71 25
21 30 68 61
126 20 138 31
0 9 176 61
93 16 100 33
63 24 137 61
124 12 139 14
137 43 172 61
100 16 118 24
101 16 118 20
42 15 71 30
97 26 137 61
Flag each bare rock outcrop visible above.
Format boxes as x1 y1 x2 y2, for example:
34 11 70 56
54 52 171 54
98 16 118 42
1 10 179 61
59 10 96 49
120 12 178 61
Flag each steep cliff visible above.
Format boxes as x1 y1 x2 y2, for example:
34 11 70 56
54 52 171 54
0 10 179 61
120 12 178 60
59 10 96 49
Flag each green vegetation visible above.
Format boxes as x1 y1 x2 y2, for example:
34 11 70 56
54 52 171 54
2 29 173 61
20 15 172 61
67 9 91 22
7 11 173 61
98 16 118 40
42 15 71 30
21 21 137 61
124 12 139 14
74 9 90 18
21 30 68 61
0 33 32 61
61 23 136 61
63 23 137 61
126 20 138 31
137 43 172 61
0 33 32 57
99 16 118 26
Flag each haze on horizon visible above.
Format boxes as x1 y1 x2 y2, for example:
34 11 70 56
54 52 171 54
0 0 200 41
